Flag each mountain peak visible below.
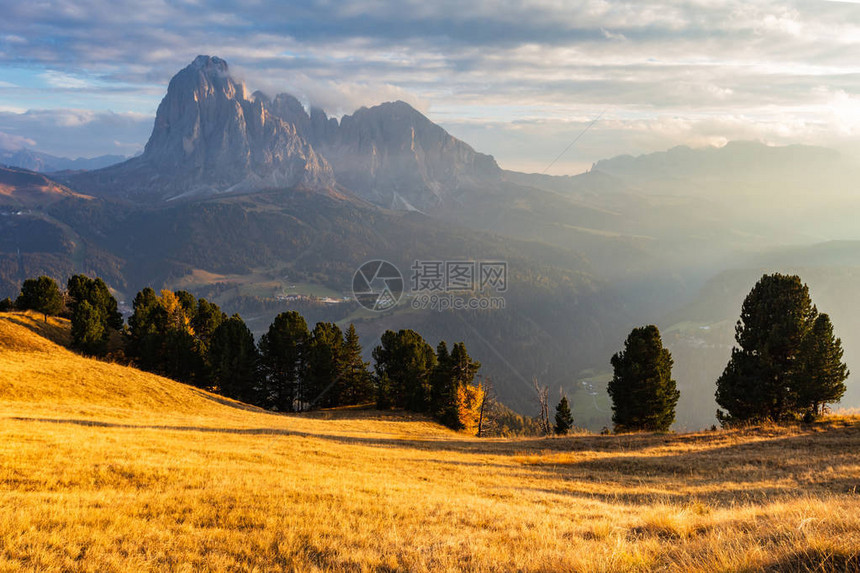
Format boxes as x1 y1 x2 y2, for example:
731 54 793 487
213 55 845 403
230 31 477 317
166 54 241 103
70 56 335 201
190 54 229 73
309 99 501 210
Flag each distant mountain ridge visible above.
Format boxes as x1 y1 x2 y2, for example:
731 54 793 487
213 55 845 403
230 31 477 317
591 140 842 181
0 149 125 173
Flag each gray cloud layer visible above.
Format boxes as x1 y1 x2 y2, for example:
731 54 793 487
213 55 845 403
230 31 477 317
1 0 859 170
0 110 152 158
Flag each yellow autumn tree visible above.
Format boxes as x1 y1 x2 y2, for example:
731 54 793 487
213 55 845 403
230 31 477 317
456 383 485 435
158 289 194 335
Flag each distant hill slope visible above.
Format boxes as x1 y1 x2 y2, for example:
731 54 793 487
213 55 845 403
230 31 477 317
592 140 842 182
0 170 124 300
0 166 92 208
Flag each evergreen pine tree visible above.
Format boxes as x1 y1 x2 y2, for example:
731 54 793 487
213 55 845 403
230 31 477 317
372 329 436 412
67 275 122 356
450 343 481 388
339 324 373 405
16 276 63 322
794 313 849 418
554 395 574 435
608 325 679 432
191 298 225 349
67 275 122 330
375 372 394 409
70 300 107 355
174 290 197 315
716 273 817 424
259 311 309 412
430 341 457 425
208 314 258 402
303 322 343 408
127 287 165 371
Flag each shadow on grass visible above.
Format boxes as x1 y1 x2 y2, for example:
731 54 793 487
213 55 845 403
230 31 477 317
7 415 859 506
748 548 860 572
3 312 70 347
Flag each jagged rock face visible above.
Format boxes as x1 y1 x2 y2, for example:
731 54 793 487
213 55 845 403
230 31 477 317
71 55 500 209
73 56 334 201
266 100 502 210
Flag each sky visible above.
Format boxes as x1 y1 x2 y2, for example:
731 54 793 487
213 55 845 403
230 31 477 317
1 0 859 174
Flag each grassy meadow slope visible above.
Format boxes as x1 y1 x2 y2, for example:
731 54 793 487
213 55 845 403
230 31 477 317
1 311 859 572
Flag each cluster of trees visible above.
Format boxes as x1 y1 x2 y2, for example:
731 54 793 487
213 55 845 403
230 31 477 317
67 275 124 355
604 273 849 433
127 287 244 391
258 312 373 411
5 275 487 433
127 289 487 430
9 275 124 355
8 272 850 435
374 330 485 432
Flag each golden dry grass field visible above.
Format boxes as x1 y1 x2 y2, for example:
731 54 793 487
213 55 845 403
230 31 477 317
1 311 859 572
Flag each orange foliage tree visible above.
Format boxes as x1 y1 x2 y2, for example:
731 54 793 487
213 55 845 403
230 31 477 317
456 383 485 434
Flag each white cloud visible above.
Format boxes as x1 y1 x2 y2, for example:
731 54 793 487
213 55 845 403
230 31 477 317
0 130 36 151
40 70 92 89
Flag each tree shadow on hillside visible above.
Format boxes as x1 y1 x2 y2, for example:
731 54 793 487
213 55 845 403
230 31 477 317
521 426 860 506
3 312 70 347
5 414 540 455
186 387 274 414
6 415 859 507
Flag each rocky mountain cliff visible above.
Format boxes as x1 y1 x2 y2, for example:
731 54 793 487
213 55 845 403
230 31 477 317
309 102 501 210
69 56 501 209
258 98 503 210
70 56 335 202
